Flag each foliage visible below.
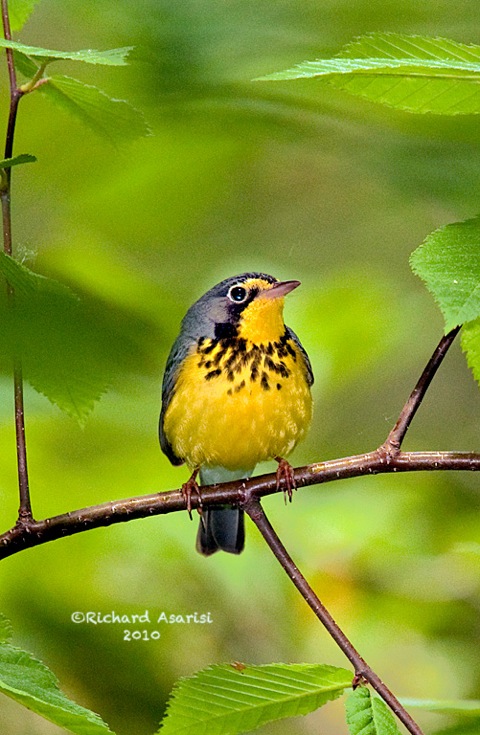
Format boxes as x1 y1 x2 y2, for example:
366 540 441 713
461 319 480 385
410 218 480 384
410 218 480 331
0 2 478 735
0 1 149 419
0 252 122 419
9 0 40 31
159 663 352 734
0 153 36 169
40 75 149 144
346 687 401 735
0 614 113 734
262 36 480 396
10 38 146 145
0 39 132 65
257 33 480 115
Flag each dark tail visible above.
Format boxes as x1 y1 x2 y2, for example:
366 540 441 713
196 506 245 556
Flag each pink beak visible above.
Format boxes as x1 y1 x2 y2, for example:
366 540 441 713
260 279 301 300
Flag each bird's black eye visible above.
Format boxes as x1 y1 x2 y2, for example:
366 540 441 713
228 285 248 303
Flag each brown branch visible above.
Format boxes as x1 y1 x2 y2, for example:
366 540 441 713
1 0 32 523
0 448 478 559
0 325 471 735
382 326 461 455
1 0 15 94
239 327 462 735
243 498 424 735
0 2 467 729
0 322 472 557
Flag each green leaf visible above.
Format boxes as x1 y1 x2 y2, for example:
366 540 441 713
460 319 480 387
0 250 74 298
14 49 40 78
257 33 480 115
9 0 40 31
0 636 114 733
159 663 352 735
0 614 13 644
0 153 37 169
40 75 150 144
346 687 401 735
0 38 132 65
400 697 480 716
410 217 480 331
0 253 111 420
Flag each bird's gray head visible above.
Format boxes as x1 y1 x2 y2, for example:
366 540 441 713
181 272 300 341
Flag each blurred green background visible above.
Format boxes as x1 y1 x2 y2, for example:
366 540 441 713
0 0 479 733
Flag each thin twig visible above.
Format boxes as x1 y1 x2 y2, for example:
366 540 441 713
0 319 473 733
1 0 14 84
240 327 462 734
243 499 424 735
0 3 470 731
0 448 478 559
0 0 32 522
382 327 461 455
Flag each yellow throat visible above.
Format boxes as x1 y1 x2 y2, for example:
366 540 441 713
236 278 287 343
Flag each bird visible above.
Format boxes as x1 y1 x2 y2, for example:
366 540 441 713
159 272 314 555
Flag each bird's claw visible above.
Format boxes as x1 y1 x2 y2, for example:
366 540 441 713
275 457 296 503
181 470 202 520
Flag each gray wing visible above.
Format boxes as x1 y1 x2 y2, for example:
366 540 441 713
159 332 196 466
285 326 314 386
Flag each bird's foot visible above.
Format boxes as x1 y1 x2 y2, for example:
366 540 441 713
181 469 202 520
274 457 296 503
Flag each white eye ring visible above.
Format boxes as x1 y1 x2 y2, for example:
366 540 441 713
227 285 248 303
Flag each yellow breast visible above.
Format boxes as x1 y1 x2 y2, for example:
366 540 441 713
162 335 312 471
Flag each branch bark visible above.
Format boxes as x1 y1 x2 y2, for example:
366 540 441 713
0 327 475 570
382 326 461 454
243 498 424 735
1 0 31 523
0 448 477 559
0 3 473 734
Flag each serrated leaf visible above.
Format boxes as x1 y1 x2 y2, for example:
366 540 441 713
9 0 40 31
460 319 480 387
0 38 132 65
14 49 39 78
410 217 480 332
0 153 37 169
159 663 352 735
0 638 114 734
0 253 110 420
0 250 75 298
346 688 401 735
39 75 150 144
257 33 480 115
400 697 480 716
0 614 13 644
